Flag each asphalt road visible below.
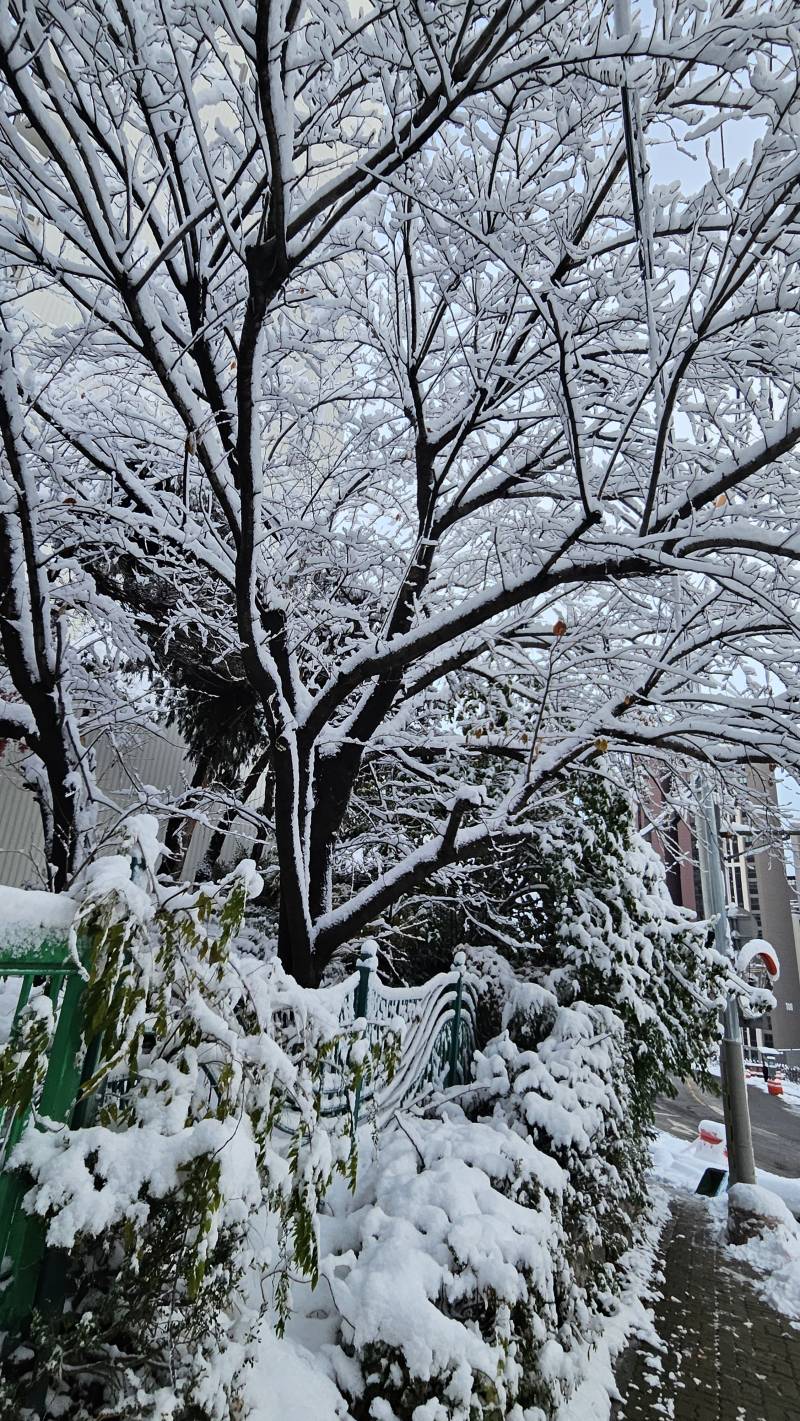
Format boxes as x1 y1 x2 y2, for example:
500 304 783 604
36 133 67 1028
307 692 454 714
655 1077 800 1178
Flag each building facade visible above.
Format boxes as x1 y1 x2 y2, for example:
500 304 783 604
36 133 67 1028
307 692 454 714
639 762 800 1049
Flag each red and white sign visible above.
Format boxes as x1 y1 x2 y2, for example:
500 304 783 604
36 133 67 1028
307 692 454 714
736 937 780 981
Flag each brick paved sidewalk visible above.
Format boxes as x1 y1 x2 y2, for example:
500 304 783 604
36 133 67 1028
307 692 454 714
611 1193 800 1421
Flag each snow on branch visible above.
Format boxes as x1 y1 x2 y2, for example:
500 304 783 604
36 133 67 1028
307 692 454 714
0 0 798 975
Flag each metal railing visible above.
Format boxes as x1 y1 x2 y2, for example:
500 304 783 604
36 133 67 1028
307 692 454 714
274 941 477 1129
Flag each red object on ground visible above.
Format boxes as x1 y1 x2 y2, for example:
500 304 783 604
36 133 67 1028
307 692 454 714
698 1122 726 1149
767 1080 784 1096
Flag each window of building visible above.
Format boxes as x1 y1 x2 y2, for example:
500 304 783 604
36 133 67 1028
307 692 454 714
746 858 760 911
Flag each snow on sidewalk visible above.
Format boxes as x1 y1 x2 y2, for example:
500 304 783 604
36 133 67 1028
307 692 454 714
611 1192 800 1421
569 1132 800 1421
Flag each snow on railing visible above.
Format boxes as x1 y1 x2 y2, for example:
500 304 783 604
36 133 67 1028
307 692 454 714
273 940 477 1130
0 888 89 1329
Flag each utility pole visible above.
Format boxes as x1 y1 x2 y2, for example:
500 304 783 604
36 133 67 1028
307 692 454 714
695 778 756 1187
614 0 754 1188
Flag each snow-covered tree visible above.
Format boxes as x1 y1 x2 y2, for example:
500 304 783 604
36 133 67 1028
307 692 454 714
0 334 116 889
1 1 799 979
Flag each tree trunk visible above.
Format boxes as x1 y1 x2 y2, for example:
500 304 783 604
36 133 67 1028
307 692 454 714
276 890 317 986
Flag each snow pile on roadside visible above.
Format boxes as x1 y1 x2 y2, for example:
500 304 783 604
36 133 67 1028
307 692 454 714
650 1126 800 1216
650 1126 727 1190
725 1184 800 1324
708 1054 800 1111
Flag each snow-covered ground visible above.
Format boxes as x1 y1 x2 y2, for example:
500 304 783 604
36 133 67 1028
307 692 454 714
244 1330 352 1421
652 1127 800 1327
651 1125 800 1215
724 1184 800 1325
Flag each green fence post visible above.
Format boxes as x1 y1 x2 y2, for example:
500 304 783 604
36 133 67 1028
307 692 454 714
0 959 89 1331
0 932 94 1332
353 939 377 1021
446 951 466 1088
352 940 377 1129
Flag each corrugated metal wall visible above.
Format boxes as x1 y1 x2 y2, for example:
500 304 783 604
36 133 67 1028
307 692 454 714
0 746 47 887
0 729 263 888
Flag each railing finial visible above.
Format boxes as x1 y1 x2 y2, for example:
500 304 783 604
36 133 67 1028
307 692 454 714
447 948 467 1088
353 939 378 1024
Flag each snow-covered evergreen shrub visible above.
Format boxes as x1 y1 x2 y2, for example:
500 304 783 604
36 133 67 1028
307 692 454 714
321 1115 563 1421
481 983 645 1296
454 773 724 1124
0 839 383 1421
312 771 729 1421
526 776 726 1123
319 980 645 1421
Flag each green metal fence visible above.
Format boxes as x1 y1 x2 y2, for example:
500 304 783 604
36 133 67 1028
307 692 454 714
0 930 93 1330
279 941 477 1129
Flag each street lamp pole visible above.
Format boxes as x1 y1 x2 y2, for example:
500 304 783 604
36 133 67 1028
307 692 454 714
695 778 756 1187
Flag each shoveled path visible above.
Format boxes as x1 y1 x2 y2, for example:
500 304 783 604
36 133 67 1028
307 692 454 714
611 1194 800 1421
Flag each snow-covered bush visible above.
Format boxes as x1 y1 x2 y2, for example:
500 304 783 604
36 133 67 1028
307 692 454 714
320 1116 563 1421
454 774 725 1124
316 978 645 1421
271 777 723 1420
480 985 645 1293
525 777 726 1122
0 838 388 1421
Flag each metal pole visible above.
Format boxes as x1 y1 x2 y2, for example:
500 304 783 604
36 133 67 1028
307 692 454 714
351 940 377 1129
446 951 466 1088
695 779 756 1187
